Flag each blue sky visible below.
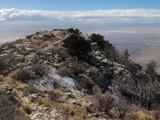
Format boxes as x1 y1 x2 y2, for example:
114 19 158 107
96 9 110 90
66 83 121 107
1 0 160 68
0 0 160 11
0 0 160 43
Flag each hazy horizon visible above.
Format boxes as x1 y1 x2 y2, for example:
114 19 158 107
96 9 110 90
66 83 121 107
0 0 160 69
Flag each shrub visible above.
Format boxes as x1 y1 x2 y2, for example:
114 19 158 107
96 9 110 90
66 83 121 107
48 90 60 101
0 42 16 51
92 85 114 114
0 56 9 74
63 34 91 57
71 62 84 76
76 75 94 92
52 80 61 89
0 95 25 120
58 65 70 77
11 69 31 82
67 28 81 35
89 33 105 50
32 64 50 77
115 99 131 120
25 85 41 94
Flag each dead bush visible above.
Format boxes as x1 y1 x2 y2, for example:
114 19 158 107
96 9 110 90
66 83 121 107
92 85 115 114
76 75 94 92
32 64 50 77
11 69 31 82
1 42 16 50
25 85 41 94
115 99 132 120
58 65 70 77
0 95 25 120
52 80 61 89
71 62 84 77
0 56 9 74
48 90 60 101
153 111 160 120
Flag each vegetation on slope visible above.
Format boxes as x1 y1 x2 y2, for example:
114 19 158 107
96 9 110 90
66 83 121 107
0 28 159 120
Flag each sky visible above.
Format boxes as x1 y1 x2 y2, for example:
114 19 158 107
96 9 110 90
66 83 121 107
1 0 160 11
0 0 160 43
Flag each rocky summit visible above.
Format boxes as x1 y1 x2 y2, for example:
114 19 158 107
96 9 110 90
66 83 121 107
0 28 159 120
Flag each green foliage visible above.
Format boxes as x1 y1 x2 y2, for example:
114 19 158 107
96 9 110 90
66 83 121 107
123 49 130 61
145 60 157 81
89 33 106 50
63 34 91 57
67 28 81 35
103 43 116 60
89 33 117 60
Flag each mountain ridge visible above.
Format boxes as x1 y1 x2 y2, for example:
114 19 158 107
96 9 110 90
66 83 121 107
0 28 159 120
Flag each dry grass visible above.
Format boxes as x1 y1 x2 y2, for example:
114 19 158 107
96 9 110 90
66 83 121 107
35 98 53 108
136 111 157 120
0 75 4 81
15 39 23 44
6 77 28 91
22 102 32 114
31 39 39 45
76 100 82 106
20 55 25 62
40 41 48 47
62 103 75 115
41 88 50 94
22 115 31 120
83 105 92 113
81 107 87 119
54 89 63 96
23 50 30 56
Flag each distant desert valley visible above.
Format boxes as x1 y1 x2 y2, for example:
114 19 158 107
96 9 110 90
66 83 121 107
85 26 160 72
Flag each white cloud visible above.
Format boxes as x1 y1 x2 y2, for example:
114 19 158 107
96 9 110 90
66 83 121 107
0 8 160 23
1 8 160 43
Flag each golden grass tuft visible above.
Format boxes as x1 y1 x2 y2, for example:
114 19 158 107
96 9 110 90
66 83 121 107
83 105 92 113
23 115 31 120
6 77 28 91
31 39 39 45
82 108 87 119
54 89 63 96
35 98 53 108
137 111 156 120
0 75 4 81
76 100 82 106
9 48 15 52
40 41 48 47
41 88 50 94
22 102 32 114
62 103 75 115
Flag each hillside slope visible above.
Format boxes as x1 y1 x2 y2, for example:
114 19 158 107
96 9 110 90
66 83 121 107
0 29 159 120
